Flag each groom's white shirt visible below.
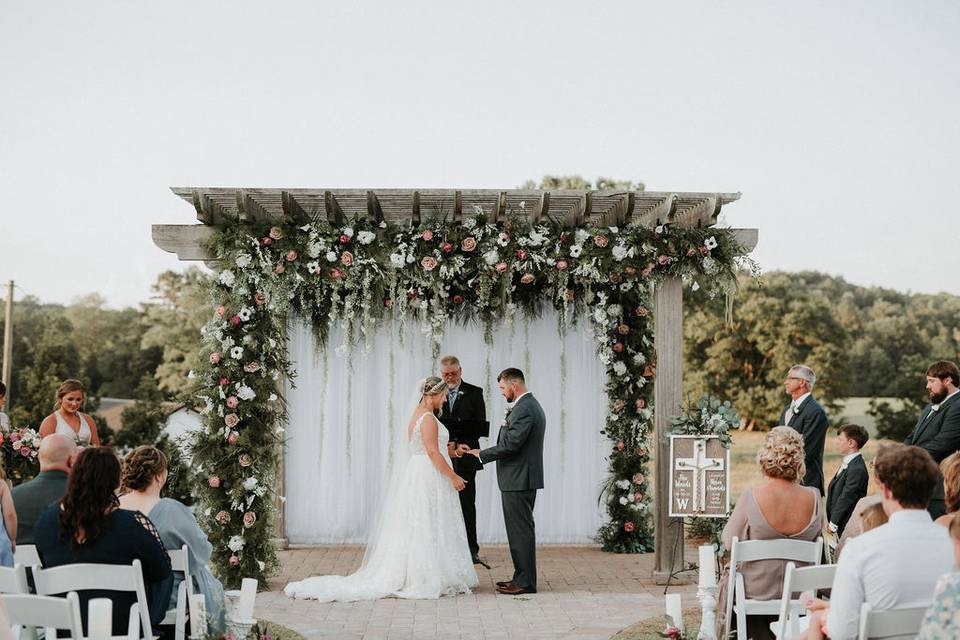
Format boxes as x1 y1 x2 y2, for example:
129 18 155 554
509 391 531 408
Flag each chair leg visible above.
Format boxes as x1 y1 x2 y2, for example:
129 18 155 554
735 574 748 640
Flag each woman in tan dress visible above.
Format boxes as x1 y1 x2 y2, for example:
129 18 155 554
717 426 825 640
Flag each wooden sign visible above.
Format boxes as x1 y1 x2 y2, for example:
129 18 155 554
668 435 730 518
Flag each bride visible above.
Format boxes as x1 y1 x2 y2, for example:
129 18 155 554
284 376 479 602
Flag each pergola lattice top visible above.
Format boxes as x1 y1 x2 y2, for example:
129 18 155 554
174 187 741 229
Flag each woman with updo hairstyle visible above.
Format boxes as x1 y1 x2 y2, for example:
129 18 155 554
715 426 825 640
119 445 226 633
39 379 100 446
34 447 171 635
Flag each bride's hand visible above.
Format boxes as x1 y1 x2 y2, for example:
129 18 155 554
451 475 467 491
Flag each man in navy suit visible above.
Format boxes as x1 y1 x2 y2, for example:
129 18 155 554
904 360 960 519
780 364 830 495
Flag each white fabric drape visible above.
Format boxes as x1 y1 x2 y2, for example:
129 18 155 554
284 311 610 544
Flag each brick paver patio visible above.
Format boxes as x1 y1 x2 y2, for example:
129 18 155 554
254 545 701 639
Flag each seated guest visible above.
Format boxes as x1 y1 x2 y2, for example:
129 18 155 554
858 501 888 532
918 514 960 638
0 467 16 567
34 447 172 635
826 424 870 539
11 433 77 544
819 444 952 640
934 451 960 528
119 445 226 633
717 427 825 640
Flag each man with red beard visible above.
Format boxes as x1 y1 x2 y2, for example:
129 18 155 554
904 360 960 519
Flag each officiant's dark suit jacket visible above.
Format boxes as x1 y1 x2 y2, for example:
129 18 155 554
826 454 868 537
480 393 546 491
904 391 960 516
779 396 829 495
440 381 487 474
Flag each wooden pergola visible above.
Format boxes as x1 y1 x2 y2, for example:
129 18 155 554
153 186 758 582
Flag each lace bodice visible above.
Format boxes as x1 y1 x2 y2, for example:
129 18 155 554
408 412 450 456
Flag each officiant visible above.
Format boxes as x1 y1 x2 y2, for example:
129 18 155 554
438 355 487 565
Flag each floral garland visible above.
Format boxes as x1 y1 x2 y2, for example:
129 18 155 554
190 207 748 583
668 395 740 449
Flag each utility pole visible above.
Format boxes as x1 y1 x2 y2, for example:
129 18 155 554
2 281 12 406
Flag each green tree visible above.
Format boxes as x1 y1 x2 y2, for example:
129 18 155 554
9 315 83 428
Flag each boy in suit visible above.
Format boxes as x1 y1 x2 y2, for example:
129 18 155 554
827 424 870 539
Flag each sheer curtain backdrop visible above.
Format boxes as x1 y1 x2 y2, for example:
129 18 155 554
284 310 609 544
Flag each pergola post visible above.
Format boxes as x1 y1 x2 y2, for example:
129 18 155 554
653 277 685 583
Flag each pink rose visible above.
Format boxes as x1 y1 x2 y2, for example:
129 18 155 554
635 306 648 317
635 398 646 410
20 447 30 457
494 262 508 274
624 521 635 532
243 362 260 373
230 315 242 326
643 365 655 378
421 230 434 241
269 226 283 240
666 626 680 639
228 432 238 444
224 413 239 428
559 232 570 244
261 236 273 246
339 234 351 244
216 305 227 317
340 251 354 266
520 273 535 285
208 476 221 488
610 274 623 285
641 265 653 278
442 242 454 253
229 555 240 566
616 441 625 451
515 249 528 260
210 352 221 365
617 324 629 335
329 268 343 279
594 235 609 248
633 473 644 484
624 266 637 275
243 511 257 528
700 245 711 256
556 260 568 271
613 342 624 353
215 510 230 524
9 432 19 442
238 454 252 467
452 294 463 305
634 492 642 502
254 292 267 306
657 254 671 266
226 396 239 409
285 249 298 262
219 377 230 386
461 237 477 252
420 256 438 271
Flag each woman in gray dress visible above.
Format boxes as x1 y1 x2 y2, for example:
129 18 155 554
119 445 226 633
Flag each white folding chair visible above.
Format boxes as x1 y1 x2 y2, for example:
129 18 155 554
32 561 150 640
770 562 837 639
857 603 927 640
2 591 84 640
13 545 41 569
160 545 194 640
724 536 824 640
0 565 29 594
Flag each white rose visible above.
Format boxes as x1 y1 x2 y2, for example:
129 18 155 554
613 361 627 376
218 270 236 287
228 535 245 552
612 245 629 261
389 253 405 268
342 227 354 238
619 497 629 505
607 304 623 317
235 253 252 268
483 250 499 266
325 251 338 263
307 242 322 258
406 254 415 264
357 231 376 245
575 229 590 244
463 217 478 230
243 477 259 491
237 384 256 401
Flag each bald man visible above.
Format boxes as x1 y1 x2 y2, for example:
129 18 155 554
12 434 77 544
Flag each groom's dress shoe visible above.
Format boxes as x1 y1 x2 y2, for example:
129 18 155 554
495 580 512 588
496 584 535 595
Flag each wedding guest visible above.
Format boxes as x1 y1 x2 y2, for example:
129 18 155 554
934 451 960 527
438 355 487 565
834 493 882 562
119 445 226 633
826 424 869 538
822 444 951 640
0 466 16 567
0 381 9 431
717 426 824 640
38 379 100 446
11 433 76 544
858 501 888 532
34 447 172 635
779 365 829 495
917 514 960 639
904 360 960 519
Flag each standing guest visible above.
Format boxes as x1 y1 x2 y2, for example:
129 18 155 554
38 379 100 446
826 424 870 538
34 447 172 635
0 381 9 431
779 365 829 495
904 360 960 519
918 514 960 639
815 444 952 640
933 451 960 527
11 433 77 544
437 355 487 565
717 427 825 640
119 445 226 634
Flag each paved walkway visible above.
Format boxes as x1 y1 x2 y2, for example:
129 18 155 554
254 545 701 639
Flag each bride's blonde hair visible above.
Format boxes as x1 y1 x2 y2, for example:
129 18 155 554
421 377 448 398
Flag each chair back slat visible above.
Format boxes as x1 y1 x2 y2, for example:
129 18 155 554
2 591 85 637
857 603 927 640
785 563 836 595
168 547 189 573
0 565 29 594
13 545 42 568
732 538 823 564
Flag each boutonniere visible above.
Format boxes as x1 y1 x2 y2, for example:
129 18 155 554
501 407 513 429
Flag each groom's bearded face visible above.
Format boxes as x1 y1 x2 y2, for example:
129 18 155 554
499 379 516 402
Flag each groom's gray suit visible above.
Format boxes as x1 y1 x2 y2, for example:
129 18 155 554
479 392 546 592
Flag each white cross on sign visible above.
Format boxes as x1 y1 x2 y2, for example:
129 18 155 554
674 438 726 514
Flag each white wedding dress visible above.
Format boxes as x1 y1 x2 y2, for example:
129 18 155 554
284 411 479 602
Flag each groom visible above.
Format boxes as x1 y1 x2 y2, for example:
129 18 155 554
469 368 546 595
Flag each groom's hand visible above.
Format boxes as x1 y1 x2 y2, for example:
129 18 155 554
467 449 481 458
457 443 472 455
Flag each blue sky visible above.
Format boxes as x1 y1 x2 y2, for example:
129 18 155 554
2 1 958 306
